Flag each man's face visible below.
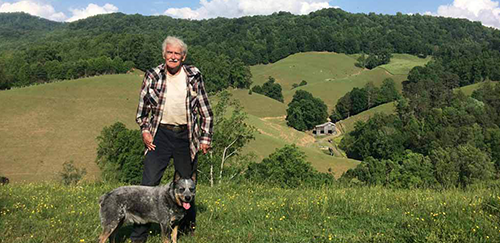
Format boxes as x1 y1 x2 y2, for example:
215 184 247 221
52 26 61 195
164 44 186 70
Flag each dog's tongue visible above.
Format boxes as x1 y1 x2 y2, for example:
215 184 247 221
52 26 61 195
182 202 191 210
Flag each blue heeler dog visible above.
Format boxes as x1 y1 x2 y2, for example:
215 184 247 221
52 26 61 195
98 171 196 243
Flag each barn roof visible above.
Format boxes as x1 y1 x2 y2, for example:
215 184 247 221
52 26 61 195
315 121 335 128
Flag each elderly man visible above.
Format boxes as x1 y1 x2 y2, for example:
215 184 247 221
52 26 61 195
132 36 213 242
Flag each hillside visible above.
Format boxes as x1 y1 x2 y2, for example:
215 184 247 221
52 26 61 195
249 52 429 110
4 51 493 183
0 13 63 49
0 73 142 182
0 52 438 182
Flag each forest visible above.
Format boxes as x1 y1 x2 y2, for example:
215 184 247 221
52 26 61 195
1 8 500 92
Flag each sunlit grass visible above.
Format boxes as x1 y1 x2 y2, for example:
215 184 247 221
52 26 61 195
1 182 499 242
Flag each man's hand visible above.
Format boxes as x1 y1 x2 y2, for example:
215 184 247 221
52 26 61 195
200 143 210 154
142 132 156 151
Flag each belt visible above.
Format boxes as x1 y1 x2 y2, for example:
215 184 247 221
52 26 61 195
160 123 188 132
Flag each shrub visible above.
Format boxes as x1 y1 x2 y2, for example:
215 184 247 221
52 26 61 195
251 76 283 102
95 122 144 184
246 144 334 188
59 161 87 185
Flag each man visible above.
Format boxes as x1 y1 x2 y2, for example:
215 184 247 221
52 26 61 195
132 36 213 242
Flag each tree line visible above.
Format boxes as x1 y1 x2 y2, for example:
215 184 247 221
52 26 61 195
331 78 400 121
340 76 500 188
1 8 500 91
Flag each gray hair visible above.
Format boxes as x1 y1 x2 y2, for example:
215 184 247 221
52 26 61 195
162 36 188 57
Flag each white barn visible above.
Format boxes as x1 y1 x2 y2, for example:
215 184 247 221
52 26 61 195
313 122 336 136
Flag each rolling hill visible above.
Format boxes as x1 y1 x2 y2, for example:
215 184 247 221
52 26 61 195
0 52 433 182
0 73 143 182
249 52 429 110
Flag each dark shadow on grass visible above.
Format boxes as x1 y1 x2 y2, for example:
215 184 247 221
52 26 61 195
112 224 161 243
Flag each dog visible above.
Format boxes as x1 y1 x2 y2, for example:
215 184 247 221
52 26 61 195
98 171 196 243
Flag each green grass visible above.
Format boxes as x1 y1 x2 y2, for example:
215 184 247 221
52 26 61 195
251 52 362 91
0 73 143 182
242 114 359 177
1 181 499 242
337 102 397 135
251 52 428 110
379 54 432 75
230 89 287 118
456 81 500 96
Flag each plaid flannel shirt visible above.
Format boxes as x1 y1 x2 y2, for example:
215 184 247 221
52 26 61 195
136 63 213 160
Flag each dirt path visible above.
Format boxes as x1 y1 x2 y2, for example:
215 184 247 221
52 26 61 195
257 116 315 146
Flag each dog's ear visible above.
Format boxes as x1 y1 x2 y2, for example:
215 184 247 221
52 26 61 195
191 171 197 182
173 170 181 183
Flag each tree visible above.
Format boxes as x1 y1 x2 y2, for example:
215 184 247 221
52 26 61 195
355 53 367 68
339 113 406 161
246 144 334 188
379 78 400 103
197 91 256 185
430 145 494 187
286 90 328 131
229 58 252 89
349 87 368 114
251 76 284 102
335 93 352 119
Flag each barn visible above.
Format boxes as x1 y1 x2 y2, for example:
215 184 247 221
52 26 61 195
312 122 336 136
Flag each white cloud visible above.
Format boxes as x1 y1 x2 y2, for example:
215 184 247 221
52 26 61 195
163 0 336 19
66 3 118 22
429 0 500 29
0 1 119 22
164 7 201 19
0 0 66 21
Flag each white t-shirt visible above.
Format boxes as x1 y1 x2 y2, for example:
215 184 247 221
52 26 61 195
161 68 188 125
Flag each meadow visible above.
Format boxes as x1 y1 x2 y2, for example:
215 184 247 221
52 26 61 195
1 181 499 242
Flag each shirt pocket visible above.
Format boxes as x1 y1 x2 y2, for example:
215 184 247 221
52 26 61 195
147 87 160 107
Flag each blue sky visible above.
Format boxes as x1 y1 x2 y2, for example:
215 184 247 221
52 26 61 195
1 0 499 28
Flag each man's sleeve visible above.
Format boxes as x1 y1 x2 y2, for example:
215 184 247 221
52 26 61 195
197 73 214 145
136 71 152 134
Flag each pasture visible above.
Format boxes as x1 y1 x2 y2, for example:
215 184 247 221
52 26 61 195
0 73 142 182
1 181 499 242
249 53 429 110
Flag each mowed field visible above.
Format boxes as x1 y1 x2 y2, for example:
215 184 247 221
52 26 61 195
0 73 144 182
1 52 431 183
250 52 429 110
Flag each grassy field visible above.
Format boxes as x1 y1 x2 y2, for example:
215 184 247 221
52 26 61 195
337 102 397 135
250 52 428 110
0 73 143 182
456 81 499 96
242 114 359 177
1 181 499 242
378 54 432 75
250 52 362 90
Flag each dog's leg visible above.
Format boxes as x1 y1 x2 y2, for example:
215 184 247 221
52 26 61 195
98 229 113 243
171 225 179 243
98 218 123 243
160 223 173 243
108 218 125 243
